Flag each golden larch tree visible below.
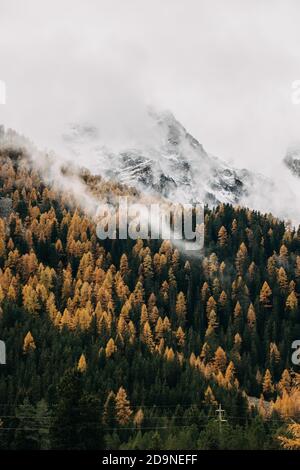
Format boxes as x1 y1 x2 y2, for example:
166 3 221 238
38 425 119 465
259 281 272 306
278 422 300 449
235 242 248 275
175 291 187 324
206 296 217 315
286 291 298 311
277 267 288 293
233 301 242 319
22 284 40 314
77 353 87 373
133 408 144 428
262 368 274 396
225 361 236 389
247 303 256 329
214 346 227 373
218 226 228 247
120 253 129 278
218 290 227 308
141 321 155 352
278 369 292 395
176 326 185 347
105 338 117 358
165 347 175 362
115 386 133 426
279 244 288 266
140 304 149 328
155 317 164 342
23 331 36 354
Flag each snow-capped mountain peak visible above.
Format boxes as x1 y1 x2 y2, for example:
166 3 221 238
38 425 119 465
61 109 269 206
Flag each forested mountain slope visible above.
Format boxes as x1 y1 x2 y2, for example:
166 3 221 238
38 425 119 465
0 148 299 450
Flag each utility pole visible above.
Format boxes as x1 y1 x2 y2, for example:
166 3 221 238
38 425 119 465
216 403 227 435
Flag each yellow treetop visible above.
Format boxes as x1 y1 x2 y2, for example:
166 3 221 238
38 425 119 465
23 331 36 354
259 281 272 305
77 353 87 373
105 338 117 358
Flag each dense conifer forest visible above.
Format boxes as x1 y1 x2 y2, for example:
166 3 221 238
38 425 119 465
0 147 299 450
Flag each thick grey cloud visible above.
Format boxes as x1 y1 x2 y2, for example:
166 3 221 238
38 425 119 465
1 0 300 175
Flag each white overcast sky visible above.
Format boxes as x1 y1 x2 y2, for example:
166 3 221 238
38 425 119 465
1 0 300 173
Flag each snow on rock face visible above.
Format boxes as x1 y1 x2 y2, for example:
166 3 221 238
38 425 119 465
61 110 269 206
284 148 300 178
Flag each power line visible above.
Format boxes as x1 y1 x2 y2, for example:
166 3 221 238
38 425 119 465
0 420 292 432
0 402 250 409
